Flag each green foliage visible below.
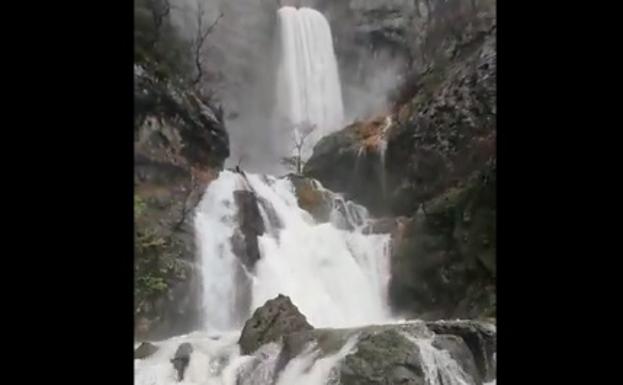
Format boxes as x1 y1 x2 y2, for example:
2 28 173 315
134 226 185 314
134 194 147 219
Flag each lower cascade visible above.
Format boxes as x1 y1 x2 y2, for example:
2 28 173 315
135 170 497 385
196 170 392 330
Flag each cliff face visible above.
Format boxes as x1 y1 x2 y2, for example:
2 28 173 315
305 1 496 319
134 64 229 340
314 0 495 118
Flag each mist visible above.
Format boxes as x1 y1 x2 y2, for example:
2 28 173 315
168 0 409 174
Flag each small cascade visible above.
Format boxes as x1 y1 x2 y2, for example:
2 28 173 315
378 116 392 201
275 335 360 385
194 174 251 331
402 332 477 385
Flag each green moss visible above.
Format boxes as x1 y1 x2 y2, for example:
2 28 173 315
134 194 147 219
134 227 185 315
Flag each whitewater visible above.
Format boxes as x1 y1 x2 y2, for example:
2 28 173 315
135 5 495 385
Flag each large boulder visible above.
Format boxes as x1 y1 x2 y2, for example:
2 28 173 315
336 322 484 385
304 116 392 216
238 294 314 356
170 342 194 382
236 297 495 385
134 64 229 340
288 174 334 223
339 328 427 385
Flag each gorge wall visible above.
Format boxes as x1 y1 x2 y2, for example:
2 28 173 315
304 0 496 320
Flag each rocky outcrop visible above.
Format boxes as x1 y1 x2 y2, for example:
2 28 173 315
134 64 230 340
389 163 495 320
239 297 495 385
340 328 428 385
304 116 391 216
134 342 159 359
231 190 265 271
238 294 314 356
288 174 334 223
170 343 193 381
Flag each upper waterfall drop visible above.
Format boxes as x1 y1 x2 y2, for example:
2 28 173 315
275 6 345 159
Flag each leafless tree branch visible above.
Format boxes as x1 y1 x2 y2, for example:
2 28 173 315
288 121 316 174
192 0 224 87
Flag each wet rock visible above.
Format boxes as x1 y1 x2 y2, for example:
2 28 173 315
231 190 265 271
335 322 488 385
339 328 427 385
238 294 313 355
288 175 334 223
432 334 481 384
134 342 159 359
362 217 406 234
170 342 193 381
426 320 496 382
304 117 390 216
388 164 495 320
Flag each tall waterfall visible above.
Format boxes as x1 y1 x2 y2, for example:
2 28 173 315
275 6 345 159
135 5 496 385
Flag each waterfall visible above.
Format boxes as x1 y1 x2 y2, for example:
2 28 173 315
275 6 345 160
135 170 496 384
135 5 496 384
196 170 391 330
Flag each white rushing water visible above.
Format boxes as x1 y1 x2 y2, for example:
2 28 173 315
196 170 392 330
136 5 496 384
136 169 496 385
136 169 390 385
275 6 345 159
407 336 475 385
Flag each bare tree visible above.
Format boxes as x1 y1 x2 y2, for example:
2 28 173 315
281 121 316 174
191 0 223 87
147 0 171 50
